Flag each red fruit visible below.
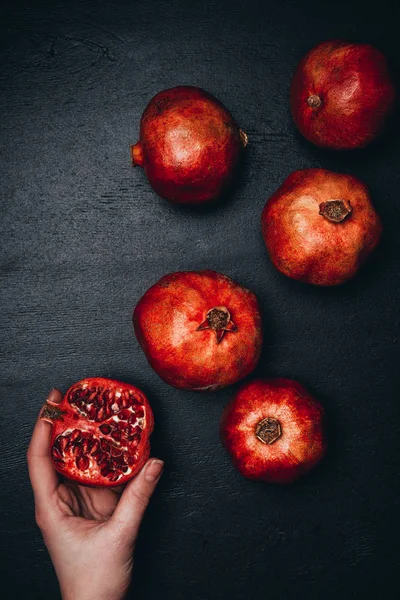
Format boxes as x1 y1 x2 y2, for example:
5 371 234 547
133 270 262 390
131 86 248 204
220 378 326 484
41 378 154 487
261 169 382 286
290 40 395 149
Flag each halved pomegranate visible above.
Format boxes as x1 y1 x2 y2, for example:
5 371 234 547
41 378 154 487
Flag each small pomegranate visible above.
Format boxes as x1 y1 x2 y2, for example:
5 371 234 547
220 378 326 484
290 40 395 149
133 270 262 390
41 378 154 487
261 169 382 286
131 86 248 204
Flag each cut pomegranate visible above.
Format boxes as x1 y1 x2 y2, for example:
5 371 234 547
41 377 154 487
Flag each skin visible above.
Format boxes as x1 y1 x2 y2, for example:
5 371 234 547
133 270 262 390
27 388 164 600
220 378 326 484
261 169 382 286
290 40 395 149
131 86 246 203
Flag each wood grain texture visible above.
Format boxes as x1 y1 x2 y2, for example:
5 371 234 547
1 0 399 598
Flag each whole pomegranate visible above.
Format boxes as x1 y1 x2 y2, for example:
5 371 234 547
290 40 395 149
261 169 382 286
220 378 326 484
131 86 247 204
41 378 154 487
133 270 262 390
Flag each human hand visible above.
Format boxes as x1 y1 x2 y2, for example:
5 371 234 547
27 388 163 600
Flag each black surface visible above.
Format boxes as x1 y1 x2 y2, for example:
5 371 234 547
1 0 400 598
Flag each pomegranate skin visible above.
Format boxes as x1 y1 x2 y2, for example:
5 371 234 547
290 40 395 149
131 86 247 204
261 169 382 286
133 270 262 390
220 378 326 484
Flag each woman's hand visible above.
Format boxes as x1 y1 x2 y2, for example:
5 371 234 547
27 388 163 600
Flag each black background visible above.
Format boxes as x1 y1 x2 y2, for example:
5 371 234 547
1 0 400 598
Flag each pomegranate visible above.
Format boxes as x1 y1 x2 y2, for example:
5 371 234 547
220 378 326 484
131 86 247 204
41 378 154 487
133 270 262 390
290 40 395 149
261 168 382 286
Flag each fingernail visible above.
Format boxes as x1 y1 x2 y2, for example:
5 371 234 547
144 459 164 482
47 388 62 403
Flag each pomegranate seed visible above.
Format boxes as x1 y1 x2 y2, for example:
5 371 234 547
127 455 135 467
90 439 100 455
81 439 90 454
97 407 105 421
95 396 104 408
97 453 109 467
111 403 120 414
100 439 110 452
119 409 131 420
110 445 123 457
76 456 89 471
101 465 112 477
121 466 129 473
129 436 140 448
51 447 63 461
135 407 144 418
99 424 112 435
70 429 81 442
111 430 122 441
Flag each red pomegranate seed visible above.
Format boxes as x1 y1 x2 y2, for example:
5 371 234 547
121 466 129 473
76 456 89 471
101 465 112 477
111 430 122 441
119 409 131 420
70 429 81 442
107 471 120 482
97 453 109 467
99 424 112 435
110 445 123 457
127 455 135 467
90 439 100 455
51 447 63 461
97 407 105 421
100 439 110 452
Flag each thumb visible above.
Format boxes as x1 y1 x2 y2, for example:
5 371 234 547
109 458 164 543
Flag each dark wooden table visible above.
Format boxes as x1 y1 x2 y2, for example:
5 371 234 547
1 0 399 598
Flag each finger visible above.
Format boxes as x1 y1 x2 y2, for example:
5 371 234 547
27 388 62 506
109 458 164 542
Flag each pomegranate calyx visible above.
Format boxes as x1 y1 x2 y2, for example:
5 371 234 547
239 129 248 147
255 417 282 445
307 94 322 109
41 402 66 423
319 199 352 223
197 306 237 344
131 142 144 167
